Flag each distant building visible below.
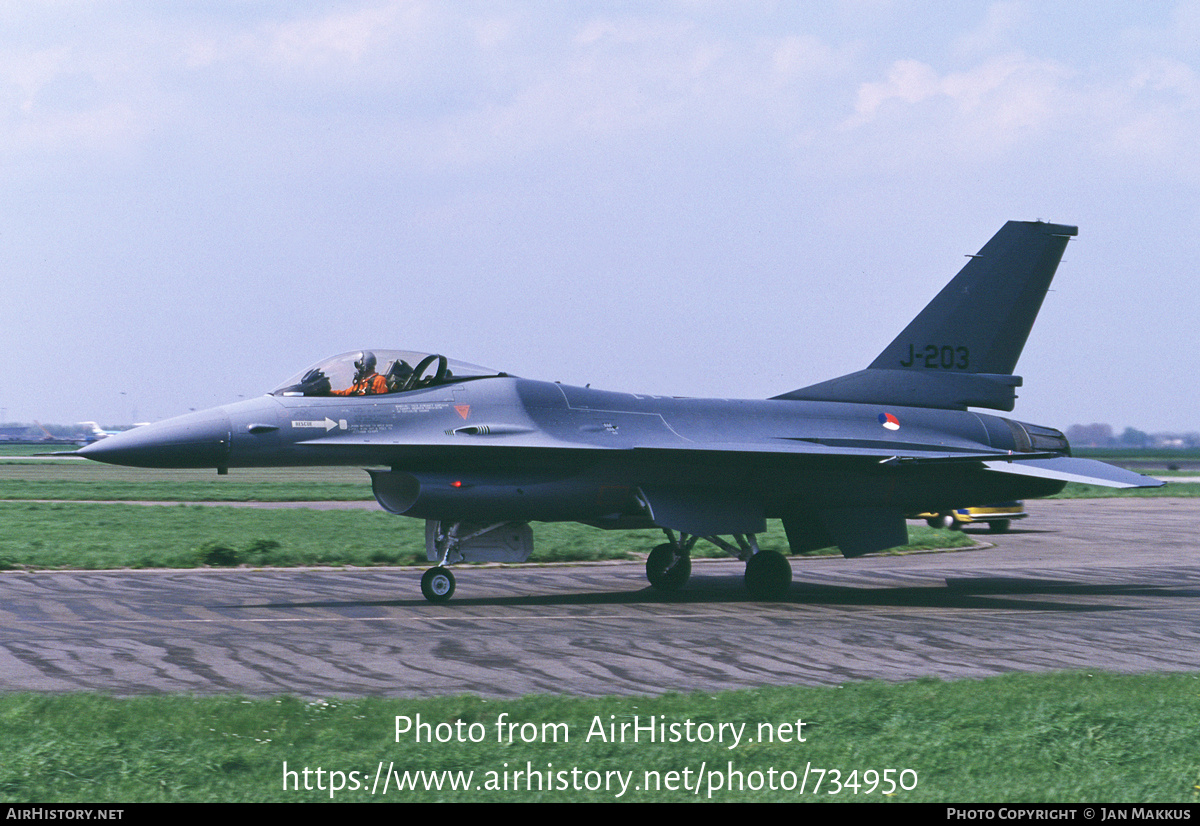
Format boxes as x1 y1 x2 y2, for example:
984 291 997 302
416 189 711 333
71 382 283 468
1066 423 1114 447
1066 423 1200 450
0 424 78 444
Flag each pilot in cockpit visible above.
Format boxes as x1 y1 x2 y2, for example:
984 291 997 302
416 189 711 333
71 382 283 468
277 350 429 397
331 351 388 396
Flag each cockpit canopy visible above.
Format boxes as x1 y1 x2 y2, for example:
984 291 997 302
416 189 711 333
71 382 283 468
271 350 505 397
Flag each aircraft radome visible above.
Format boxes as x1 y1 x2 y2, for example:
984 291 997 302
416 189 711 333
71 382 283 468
77 221 1162 602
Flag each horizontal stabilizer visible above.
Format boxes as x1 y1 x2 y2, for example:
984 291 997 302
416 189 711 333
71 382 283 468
983 457 1164 489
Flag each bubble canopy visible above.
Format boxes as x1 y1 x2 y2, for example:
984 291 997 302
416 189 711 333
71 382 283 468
271 350 505 397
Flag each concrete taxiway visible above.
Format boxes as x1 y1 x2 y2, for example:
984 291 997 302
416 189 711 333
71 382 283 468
0 497 1197 697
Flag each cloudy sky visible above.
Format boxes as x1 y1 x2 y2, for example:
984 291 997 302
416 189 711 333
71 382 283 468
2 1 1197 432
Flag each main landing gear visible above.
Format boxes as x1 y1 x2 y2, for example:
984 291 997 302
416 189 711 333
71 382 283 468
644 529 792 600
645 538 694 592
743 549 792 600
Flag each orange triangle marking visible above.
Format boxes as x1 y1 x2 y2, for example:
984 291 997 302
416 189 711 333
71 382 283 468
455 405 471 420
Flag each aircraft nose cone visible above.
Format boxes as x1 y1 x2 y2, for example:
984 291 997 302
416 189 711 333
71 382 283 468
77 408 232 469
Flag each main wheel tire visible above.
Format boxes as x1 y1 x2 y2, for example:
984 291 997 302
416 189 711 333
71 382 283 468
646 543 691 592
988 519 1011 534
421 566 456 603
744 550 792 600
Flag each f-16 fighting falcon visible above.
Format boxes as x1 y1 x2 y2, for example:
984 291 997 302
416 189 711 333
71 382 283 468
78 221 1162 601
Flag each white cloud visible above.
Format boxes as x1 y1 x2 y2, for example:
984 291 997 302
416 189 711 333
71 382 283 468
772 33 855 80
951 0 1029 58
1088 56 1200 170
850 58 942 117
412 13 859 169
0 39 155 156
850 53 1066 123
1129 55 1200 101
262 1 428 71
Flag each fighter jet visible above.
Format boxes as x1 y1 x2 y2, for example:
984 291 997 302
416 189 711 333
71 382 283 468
77 221 1161 602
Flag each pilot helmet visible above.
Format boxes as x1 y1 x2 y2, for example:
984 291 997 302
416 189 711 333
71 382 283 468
355 351 377 375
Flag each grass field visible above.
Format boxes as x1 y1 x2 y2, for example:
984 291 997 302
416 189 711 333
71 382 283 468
1049 483 1200 498
0 456 373 501
2 671 1198 803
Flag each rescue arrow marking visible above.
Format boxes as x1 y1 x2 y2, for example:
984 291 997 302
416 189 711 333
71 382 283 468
291 418 340 431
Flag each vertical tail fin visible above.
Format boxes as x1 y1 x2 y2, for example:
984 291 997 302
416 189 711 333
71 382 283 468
774 221 1077 411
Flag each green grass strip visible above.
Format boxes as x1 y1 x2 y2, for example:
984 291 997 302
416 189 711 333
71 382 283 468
0 502 972 571
0 461 374 501
1050 482 1200 498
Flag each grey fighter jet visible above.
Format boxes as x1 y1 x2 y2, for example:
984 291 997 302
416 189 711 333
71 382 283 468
78 221 1161 601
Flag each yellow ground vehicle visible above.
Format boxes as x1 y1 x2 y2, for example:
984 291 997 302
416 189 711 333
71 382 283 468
916 501 1027 533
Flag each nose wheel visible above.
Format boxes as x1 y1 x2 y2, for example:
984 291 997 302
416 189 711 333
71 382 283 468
421 567 456 603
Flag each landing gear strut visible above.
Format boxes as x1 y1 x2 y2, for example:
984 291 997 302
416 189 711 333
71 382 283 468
420 521 463 603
